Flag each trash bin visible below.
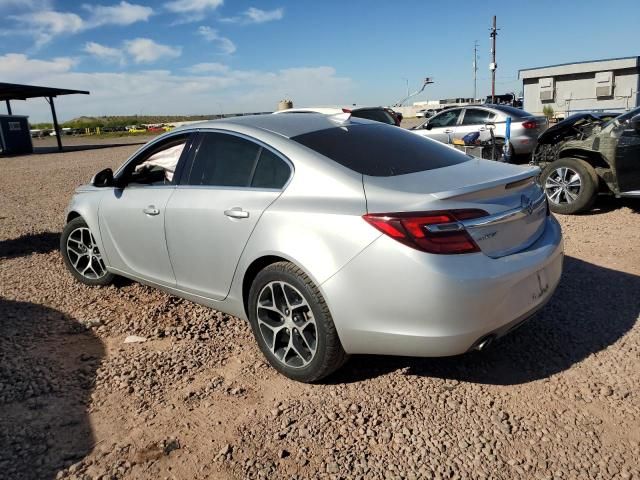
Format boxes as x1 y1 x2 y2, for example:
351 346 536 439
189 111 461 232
0 115 33 155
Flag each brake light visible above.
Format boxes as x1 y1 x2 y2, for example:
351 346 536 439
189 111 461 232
522 120 538 129
342 108 352 113
363 209 488 254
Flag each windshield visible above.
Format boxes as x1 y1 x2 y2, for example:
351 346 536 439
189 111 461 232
610 106 640 126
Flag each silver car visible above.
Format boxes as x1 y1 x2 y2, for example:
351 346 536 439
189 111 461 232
61 113 563 382
411 105 548 156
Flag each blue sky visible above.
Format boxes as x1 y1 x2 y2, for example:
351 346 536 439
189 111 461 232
1 0 639 121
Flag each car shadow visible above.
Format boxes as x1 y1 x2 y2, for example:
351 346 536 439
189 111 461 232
582 195 640 215
329 256 639 385
0 298 105 479
0 231 59 259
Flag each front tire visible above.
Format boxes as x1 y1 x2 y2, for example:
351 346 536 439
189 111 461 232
247 261 348 382
541 157 598 214
60 217 115 286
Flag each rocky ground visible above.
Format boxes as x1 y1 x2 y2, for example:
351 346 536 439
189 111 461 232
0 139 639 480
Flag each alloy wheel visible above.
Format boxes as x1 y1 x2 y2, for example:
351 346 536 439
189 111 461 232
256 281 317 368
544 166 582 205
66 227 108 280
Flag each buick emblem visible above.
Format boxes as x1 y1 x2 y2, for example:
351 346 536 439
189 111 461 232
521 194 534 215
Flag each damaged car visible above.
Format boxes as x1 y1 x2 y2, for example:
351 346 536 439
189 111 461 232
533 107 640 214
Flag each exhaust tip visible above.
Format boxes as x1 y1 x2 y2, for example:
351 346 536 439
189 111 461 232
475 334 496 352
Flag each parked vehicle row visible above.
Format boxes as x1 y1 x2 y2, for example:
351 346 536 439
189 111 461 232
62 113 563 382
410 104 548 156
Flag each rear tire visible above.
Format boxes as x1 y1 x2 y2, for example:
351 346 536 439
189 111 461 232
247 261 348 382
60 217 115 286
541 157 598 214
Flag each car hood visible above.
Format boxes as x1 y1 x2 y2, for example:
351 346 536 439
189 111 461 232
537 113 606 145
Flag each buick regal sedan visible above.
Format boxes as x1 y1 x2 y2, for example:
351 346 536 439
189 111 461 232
61 113 563 382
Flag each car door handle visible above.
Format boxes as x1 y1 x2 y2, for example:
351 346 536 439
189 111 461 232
143 205 160 216
224 208 250 219
444 129 454 133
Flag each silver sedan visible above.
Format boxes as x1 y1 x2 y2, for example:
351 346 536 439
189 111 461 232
411 105 548 156
61 113 563 382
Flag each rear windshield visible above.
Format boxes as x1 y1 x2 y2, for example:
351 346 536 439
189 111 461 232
291 124 469 177
490 105 532 117
351 108 395 125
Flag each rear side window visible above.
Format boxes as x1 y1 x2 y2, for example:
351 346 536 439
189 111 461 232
251 149 291 188
186 132 290 188
292 124 469 177
461 109 494 125
188 133 260 187
351 108 395 125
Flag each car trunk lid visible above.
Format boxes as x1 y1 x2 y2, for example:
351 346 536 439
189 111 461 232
363 159 548 258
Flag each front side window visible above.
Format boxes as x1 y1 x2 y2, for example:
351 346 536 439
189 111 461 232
187 132 291 188
428 109 461 128
120 133 191 186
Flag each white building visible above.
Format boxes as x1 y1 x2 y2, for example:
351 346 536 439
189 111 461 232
519 56 640 119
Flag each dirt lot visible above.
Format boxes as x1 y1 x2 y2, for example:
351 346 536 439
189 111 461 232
1 141 639 480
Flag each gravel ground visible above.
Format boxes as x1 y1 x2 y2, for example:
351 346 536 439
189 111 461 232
1 141 639 480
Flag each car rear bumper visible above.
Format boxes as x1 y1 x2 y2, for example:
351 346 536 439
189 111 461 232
510 133 538 154
321 215 563 357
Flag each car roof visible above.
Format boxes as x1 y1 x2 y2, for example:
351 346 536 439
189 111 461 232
178 112 374 138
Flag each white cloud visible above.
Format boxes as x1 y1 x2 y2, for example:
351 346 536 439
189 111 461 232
0 53 353 122
84 1 153 27
164 0 222 13
221 6 284 25
8 2 154 48
0 0 51 9
124 38 181 63
14 10 84 34
186 62 229 74
0 53 75 79
197 26 236 54
84 41 125 65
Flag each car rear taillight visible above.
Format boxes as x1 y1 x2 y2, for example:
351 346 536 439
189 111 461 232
342 108 352 113
522 120 538 129
363 209 488 254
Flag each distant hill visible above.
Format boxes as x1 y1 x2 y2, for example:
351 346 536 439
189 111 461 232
30 114 238 130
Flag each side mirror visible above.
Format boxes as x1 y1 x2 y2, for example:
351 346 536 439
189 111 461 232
630 114 640 131
91 168 114 187
424 122 433 130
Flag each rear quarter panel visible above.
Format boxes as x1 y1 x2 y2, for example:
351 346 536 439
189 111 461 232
226 141 380 319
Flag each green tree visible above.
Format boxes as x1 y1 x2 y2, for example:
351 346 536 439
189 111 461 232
543 105 555 121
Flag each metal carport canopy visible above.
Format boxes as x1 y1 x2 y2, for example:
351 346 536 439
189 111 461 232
0 82 90 152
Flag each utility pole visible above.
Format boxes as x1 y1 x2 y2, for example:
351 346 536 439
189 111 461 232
402 78 409 98
473 40 479 101
489 15 498 103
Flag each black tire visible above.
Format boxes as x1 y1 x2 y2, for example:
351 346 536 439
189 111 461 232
60 217 115 286
540 157 598 214
247 261 348 382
